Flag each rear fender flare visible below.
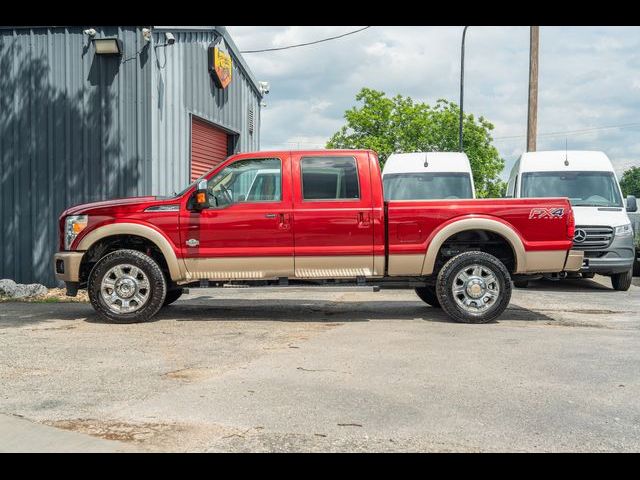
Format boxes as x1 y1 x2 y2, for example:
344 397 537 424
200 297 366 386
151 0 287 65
421 217 526 275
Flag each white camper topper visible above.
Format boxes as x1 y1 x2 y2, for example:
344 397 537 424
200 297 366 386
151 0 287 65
507 150 637 290
382 152 475 201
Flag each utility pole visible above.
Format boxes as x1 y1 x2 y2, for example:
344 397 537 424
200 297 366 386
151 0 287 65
527 26 539 152
459 26 469 152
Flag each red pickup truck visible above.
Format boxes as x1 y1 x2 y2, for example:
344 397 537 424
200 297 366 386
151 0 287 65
54 149 582 324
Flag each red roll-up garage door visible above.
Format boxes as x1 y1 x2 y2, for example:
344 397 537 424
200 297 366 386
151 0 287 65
191 116 229 181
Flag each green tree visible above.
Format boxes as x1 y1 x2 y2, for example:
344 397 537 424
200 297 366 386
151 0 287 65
620 166 640 197
327 88 506 198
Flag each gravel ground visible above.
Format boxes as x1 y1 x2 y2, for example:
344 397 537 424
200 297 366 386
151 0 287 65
1 275 639 452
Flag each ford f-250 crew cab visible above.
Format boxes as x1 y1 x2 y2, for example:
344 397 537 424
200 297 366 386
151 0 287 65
54 149 583 324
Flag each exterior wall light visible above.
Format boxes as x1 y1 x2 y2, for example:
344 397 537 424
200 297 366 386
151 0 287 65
142 28 152 43
93 38 123 55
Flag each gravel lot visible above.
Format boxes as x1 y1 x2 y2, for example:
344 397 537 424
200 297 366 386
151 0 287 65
1 275 639 452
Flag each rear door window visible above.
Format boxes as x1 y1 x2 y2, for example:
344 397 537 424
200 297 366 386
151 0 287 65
301 156 360 200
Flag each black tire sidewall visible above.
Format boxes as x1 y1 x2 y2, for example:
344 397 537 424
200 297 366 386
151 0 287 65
163 288 184 306
611 270 632 291
415 286 441 308
436 251 512 324
88 249 167 323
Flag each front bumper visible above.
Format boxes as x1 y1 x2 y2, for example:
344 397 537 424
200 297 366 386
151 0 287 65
53 251 84 282
577 234 634 275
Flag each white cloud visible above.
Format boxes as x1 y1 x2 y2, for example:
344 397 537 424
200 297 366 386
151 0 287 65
228 25 640 178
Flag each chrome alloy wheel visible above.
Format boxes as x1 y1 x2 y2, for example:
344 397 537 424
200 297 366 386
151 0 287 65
451 264 500 315
100 264 151 314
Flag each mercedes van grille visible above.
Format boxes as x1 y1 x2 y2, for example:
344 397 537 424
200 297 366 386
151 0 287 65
572 226 614 250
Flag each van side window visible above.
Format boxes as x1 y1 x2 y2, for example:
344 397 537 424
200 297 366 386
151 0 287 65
506 177 515 198
301 156 360 200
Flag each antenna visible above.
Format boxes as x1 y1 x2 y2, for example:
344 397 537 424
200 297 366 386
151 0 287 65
564 138 569 166
424 152 429 168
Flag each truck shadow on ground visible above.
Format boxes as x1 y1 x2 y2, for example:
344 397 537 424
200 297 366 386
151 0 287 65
138 299 556 324
517 277 613 292
0 299 555 328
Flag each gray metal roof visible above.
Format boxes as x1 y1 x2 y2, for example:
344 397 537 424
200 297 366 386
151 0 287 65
2 25 264 97
153 26 263 97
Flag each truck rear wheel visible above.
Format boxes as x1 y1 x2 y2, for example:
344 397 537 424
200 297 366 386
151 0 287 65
415 286 441 308
611 270 632 291
436 251 512 324
88 249 167 323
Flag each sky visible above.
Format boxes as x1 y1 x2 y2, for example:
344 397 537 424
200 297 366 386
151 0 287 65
226 26 640 180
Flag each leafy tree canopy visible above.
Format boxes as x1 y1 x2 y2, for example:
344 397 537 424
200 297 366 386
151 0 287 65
620 166 640 198
326 88 506 198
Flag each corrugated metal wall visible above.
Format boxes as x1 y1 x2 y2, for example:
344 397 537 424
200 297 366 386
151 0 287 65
150 29 262 195
0 26 152 286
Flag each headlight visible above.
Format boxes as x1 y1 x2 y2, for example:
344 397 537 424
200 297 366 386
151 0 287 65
64 215 88 250
615 223 633 237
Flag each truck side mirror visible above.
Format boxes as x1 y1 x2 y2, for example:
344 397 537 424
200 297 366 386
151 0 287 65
193 179 210 211
626 195 637 213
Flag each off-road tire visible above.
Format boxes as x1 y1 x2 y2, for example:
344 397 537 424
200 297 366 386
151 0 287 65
436 251 512 324
611 269 632 291
88 249 167 323
415 286 441 308
581 272 595 279
513 280 529 288
163 288 184 307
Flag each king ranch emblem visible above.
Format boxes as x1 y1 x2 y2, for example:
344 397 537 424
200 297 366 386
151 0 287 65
208 38 232 89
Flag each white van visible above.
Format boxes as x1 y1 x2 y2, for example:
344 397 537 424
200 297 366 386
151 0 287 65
506 150 637 290
382 152 475 201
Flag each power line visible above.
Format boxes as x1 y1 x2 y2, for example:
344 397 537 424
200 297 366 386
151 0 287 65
240 26 372 53
494 122 640 141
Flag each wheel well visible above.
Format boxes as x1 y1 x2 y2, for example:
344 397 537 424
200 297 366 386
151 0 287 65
435 229 516 273
78 235 171 284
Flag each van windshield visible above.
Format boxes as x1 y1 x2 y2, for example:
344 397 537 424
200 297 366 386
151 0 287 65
521 171 623 207
383 173 473 201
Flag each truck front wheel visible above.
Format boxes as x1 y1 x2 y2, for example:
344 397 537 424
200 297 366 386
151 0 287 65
88 249 167 323
611 270 632 291
436 251 512 324
415 286 441 308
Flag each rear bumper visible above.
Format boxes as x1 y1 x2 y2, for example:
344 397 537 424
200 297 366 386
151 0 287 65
53 251 84 282
563 250 584 272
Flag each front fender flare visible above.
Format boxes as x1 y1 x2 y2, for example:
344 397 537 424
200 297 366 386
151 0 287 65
76 223 185 281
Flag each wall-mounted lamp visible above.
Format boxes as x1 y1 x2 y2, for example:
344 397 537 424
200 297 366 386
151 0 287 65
93 38 123 55
142 28 152 43
83 28 97 37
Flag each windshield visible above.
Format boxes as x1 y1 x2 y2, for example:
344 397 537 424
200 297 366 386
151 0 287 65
520 171 623 207
383 173 473 201
170 157 232 198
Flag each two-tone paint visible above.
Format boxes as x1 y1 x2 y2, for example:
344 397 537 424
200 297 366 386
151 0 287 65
54 149 581 285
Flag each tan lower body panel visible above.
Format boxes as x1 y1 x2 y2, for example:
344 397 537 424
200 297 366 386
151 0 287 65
184 255 385 281
387 254 425 276
562 249 584 272
522 250 570 273
184 257 294 280
294 256 384 278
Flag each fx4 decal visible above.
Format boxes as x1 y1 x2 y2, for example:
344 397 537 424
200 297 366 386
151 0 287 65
529 207 565 219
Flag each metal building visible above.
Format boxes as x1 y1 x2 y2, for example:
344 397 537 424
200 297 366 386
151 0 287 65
0 26 264 286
